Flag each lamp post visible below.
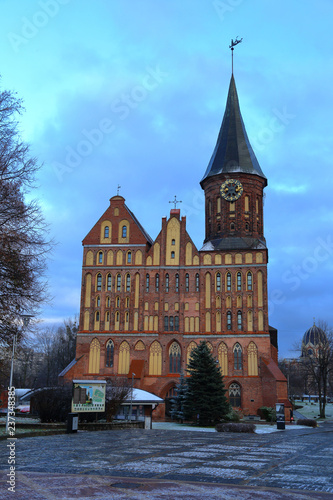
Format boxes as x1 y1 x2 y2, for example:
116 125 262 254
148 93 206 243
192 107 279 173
129 372 136 421
6 314 33 433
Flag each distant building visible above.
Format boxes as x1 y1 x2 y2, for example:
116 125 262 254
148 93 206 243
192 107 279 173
62 71 289 419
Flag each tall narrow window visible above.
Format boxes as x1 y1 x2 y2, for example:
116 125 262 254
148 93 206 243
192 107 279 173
155 273 159 292
116 274 121 291
196 273 199 292
237 272 242 291
169 342 181 373
234 343 242 370
96 273 102 291
175 274 179 292
105 340 114 367
127 251 132 263
164 316 169 331
96 296 100 307
227 311 232 330
216 272 221 292
169 316 174 332
171 251 175 259
104 226 109 238
165 273 169 293
122 225 127 238
174 316 179 331
229 382 241 407
98 251 103 264
247 272 253 291
171 239 175 245
185 273 189 292
237 311 242 330
227 272 231 291
107 274 112 291
126 274 131 292
146 274 150 292
106 296 110 307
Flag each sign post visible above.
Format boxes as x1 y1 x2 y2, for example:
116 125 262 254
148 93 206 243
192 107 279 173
72 380 106 413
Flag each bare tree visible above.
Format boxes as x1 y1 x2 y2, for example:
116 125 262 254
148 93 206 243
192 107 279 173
13 318 78 388
0 82 52 344
105 378 131 422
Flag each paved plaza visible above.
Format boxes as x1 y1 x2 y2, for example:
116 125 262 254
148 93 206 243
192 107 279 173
1 423 333 499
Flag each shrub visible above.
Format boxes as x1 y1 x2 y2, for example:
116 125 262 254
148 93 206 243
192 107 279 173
32 386 72 422
220 409 241 423
216 422 255 433
259 406 276 422
297 419 317 428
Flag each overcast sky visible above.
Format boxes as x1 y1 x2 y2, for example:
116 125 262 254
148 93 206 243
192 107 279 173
1 0 333 358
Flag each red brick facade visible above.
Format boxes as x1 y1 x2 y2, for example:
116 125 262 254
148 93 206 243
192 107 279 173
62 76 289 419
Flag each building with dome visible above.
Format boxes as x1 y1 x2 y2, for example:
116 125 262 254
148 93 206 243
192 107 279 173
61 69 289 419
301 323 328 358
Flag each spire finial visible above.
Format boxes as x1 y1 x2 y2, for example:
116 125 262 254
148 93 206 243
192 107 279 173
229 36 243 74
169 195 182 209
117 184 121 195
313 317 316 326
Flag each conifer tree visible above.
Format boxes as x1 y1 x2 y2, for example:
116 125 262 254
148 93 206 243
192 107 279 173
184 341 230 426
170 371 187 423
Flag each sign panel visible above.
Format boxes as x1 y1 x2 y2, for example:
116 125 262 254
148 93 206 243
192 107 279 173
71 380 106 413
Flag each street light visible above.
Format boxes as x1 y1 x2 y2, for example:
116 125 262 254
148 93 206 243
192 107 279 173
6 314 33 433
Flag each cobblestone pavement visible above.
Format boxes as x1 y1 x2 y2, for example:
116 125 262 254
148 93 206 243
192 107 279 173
1 422 333 499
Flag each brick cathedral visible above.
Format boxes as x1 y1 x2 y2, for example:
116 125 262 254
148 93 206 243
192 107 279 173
63 73 289 419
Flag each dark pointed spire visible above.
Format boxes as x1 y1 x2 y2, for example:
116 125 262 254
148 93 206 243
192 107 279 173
200 75 266 186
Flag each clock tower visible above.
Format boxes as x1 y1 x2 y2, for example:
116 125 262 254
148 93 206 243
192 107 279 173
200 74 267 248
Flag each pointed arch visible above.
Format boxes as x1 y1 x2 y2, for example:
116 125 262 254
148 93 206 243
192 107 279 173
257 270 263 307
86 250 93 265
135 250 142 265
83 310 90 331
229 382 241 407
247 310 253 331
218 342 228 376
216 310 221 332
233 343 242 370
169 341 181 373
105 339 114 367
149 341 162 375
88 338 100 373
118 341 130 374
187 341 197 366
84 273 92 307
248 342 258 376
205 272 211 308
134 340 145 351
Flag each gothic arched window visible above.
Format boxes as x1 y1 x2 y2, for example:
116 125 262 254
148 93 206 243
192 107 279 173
227 311 232 330
234 343 242 370
169 342 181 373
105 339 114 367
229 382 241 407
237 311 242 330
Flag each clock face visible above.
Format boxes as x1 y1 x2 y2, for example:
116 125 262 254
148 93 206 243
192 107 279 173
220 179 243 202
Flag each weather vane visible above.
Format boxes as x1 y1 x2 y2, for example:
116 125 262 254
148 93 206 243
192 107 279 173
229 36 243 74
117 184 121 195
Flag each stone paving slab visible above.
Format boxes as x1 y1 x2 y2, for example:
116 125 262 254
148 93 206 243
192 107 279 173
0 472 332 500
0 423 333 498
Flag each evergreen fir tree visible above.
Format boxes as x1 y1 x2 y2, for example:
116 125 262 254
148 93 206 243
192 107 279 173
170 371 188 422
184 341 230 426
